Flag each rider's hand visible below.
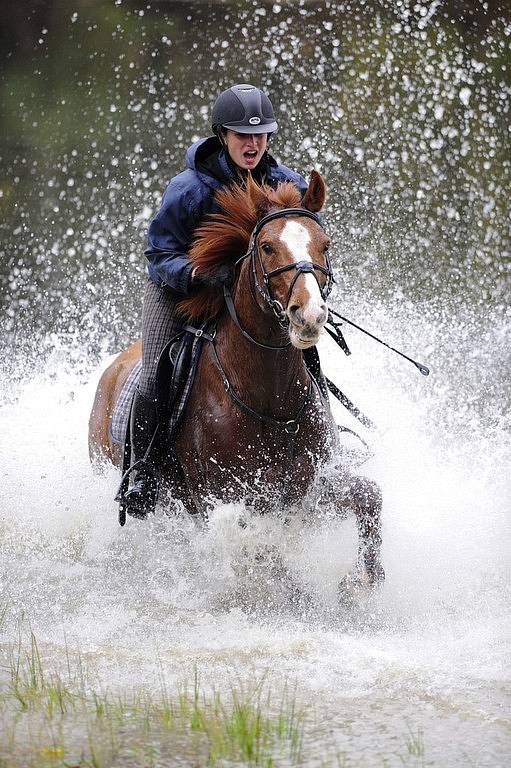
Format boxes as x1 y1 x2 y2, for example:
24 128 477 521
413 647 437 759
192 263 234 289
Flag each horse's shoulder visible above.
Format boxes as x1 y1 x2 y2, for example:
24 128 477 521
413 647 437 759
97 341 141 405
119 339 142 363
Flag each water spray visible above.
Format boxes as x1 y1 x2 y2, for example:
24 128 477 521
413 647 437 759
328 308 430 376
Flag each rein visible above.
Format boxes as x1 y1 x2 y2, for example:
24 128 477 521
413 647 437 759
223 207 334 350
223 284 289 351
206 207 375 436
183 206 375 477
185 208 333 444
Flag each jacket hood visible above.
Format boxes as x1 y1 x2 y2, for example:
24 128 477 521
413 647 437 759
185 135 232 190
186 136 222 172
185 135 277 189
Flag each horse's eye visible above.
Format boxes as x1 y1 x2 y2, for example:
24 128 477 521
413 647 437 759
261 242 273 255
323 243 330 253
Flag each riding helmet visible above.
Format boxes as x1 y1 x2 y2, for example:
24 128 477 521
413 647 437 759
211 84 278 134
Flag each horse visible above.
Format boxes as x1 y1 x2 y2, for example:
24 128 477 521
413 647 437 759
88 171 384 588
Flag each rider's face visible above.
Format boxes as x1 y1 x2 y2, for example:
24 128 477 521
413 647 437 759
223 130 268 171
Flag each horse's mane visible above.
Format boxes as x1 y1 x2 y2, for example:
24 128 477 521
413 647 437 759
178 177 302 321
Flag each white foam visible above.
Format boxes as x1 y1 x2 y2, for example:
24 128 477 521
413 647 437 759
0 304 509 759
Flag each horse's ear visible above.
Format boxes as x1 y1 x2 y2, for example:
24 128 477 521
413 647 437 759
247 172 272 217
301 170 326 213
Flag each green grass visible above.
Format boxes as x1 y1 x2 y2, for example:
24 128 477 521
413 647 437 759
0 629 431 767
0 632 306 767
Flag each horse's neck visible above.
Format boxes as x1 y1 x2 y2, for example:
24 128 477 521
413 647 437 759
214 263 309 416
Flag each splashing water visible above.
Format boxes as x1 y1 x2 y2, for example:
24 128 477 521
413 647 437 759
1 1 510 764
1 297 509 765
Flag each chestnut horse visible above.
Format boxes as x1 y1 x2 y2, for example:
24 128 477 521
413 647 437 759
89 172 384 586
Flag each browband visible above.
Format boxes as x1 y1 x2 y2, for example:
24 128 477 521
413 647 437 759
251 208 324 240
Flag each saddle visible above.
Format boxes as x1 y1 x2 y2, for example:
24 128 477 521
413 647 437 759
116 323 210 520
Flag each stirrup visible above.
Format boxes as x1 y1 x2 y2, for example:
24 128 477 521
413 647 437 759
115 460 159 524
124 472 159 518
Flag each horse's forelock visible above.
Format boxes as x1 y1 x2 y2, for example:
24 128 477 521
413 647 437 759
266 182 302 210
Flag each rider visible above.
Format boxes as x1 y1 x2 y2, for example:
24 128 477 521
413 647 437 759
122 83 309 517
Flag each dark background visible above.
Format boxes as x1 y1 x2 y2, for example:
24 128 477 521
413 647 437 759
1 0 509 360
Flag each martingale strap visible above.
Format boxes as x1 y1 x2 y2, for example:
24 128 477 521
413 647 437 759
324 377 376 430
207 339 313 435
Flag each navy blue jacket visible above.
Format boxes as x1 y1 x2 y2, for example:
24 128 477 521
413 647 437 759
145 136 308 296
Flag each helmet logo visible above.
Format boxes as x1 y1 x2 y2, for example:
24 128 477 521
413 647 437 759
249 116 261 125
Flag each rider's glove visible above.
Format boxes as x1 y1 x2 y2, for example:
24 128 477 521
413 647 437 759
192 263 235 290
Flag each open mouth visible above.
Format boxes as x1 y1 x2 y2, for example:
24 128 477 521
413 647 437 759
289 324 321 349
243 150 258 162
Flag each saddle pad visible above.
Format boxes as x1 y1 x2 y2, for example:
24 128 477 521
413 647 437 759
110 359 142 445
167 331 204 440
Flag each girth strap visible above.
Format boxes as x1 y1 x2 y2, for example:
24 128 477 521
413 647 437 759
183 325 216 343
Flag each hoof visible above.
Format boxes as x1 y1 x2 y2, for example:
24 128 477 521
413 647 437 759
338 564 384 609
362 548 385 586
338 574 363 609
287 581 315 614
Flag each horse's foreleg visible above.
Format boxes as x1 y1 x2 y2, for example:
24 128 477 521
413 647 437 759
321 472 384 587
348 476 384 586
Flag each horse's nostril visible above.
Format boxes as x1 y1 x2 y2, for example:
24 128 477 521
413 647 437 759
318 304 328 324
288 304 303 325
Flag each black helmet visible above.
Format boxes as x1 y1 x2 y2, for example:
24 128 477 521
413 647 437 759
211 83 278 134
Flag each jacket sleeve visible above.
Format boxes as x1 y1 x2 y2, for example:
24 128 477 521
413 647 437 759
144 178 202 296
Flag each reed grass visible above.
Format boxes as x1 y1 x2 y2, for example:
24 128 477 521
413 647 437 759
0 631 306 767
0 629 430 767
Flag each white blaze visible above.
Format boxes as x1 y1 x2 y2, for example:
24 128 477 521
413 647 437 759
279 220 324 317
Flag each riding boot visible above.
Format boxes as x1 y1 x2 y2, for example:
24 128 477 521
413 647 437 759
123 388 160 518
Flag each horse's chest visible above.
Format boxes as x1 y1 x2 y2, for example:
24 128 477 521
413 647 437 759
181 397 332 507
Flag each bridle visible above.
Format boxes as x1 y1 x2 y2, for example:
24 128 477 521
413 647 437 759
224 207 334 351
182 207 335 441
250 207 334 324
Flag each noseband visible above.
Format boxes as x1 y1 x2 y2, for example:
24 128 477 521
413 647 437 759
250 208 333 326
224 207 334 351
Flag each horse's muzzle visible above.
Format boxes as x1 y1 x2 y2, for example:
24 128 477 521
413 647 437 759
287 302 328 348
